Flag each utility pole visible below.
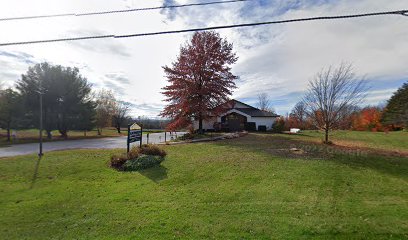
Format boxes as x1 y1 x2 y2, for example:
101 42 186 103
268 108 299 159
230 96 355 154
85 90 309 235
39 91 43 157
36 78 45 157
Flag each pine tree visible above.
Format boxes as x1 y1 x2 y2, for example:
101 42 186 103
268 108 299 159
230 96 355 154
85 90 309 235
17 62 95 138
0 89 22 141
382 82 408 129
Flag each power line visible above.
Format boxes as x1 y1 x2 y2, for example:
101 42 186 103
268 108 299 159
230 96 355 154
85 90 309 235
0 0 249 21
0 9 407 47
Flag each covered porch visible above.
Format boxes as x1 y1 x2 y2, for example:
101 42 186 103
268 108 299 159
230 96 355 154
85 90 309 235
218 112 248 132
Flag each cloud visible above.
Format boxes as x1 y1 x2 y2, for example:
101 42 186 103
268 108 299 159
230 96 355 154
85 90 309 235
0 51 36 64
105 72 130 85
160 0 178 21
103 80 126 96
0 50 39 87
230 1 408 113
102 72 132 96
361 79 407 105
66 30 132 58
125 101 165 118
0 0 406 117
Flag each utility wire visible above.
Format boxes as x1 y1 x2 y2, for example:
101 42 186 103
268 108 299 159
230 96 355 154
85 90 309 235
0 9 407 47
0 0 249 21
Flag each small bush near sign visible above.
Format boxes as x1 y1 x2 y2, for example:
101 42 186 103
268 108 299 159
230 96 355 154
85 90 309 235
245 122 256 131
110 145 166 171
258 125 267 131
123 155 164 171
110 155 128 169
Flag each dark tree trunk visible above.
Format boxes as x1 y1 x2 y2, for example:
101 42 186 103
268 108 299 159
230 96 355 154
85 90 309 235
97 128 102 135
46 130 52 139
59 129 68 139
116 125 121 134
198 117 203 134
325 128 329 144
6 124 10 142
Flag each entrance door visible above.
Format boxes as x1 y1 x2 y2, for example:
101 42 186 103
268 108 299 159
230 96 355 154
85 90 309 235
229 119 241 131
224 112 247 131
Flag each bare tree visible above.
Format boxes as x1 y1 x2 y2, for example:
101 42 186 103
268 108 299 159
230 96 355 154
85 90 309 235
257 93 275 113
95 89 116 135
112 101 130 133
303 63 367 143
290 101 307 129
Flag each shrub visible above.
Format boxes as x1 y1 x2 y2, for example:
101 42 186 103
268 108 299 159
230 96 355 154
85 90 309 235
110 153 128 170
123 155 165 171
128 146 141 159
180 133 194 140
109 145 167 171
272 117 285 133
140 144 167 157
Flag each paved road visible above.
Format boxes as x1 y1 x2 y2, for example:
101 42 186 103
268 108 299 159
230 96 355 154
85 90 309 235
0 132 186 158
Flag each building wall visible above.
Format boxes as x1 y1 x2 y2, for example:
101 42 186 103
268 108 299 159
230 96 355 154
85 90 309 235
192 117 217 130
251 117 276 130
193 115 277 131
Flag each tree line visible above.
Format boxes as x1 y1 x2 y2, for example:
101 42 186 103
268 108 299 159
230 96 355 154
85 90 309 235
270 64 407 143
3 32 405 145
159 31 406 143
0 62 166 142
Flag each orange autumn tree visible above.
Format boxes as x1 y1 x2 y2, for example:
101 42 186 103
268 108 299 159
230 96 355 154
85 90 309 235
352 107 383 131
160 31 238 133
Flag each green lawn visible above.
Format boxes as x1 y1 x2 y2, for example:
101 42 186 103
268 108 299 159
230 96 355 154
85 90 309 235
288 130 408 153
0 133 407 239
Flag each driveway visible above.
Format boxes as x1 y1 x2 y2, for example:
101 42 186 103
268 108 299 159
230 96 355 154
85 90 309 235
0 132 186 158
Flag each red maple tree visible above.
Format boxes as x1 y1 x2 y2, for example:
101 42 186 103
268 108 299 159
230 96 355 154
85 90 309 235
160 31 238 132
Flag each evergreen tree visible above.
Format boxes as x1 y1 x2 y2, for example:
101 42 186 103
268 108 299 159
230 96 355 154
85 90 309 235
382 82 408 129
0 88 22 141
17 62 95 138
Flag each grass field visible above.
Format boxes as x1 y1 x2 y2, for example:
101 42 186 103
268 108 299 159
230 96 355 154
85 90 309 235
288 130 408 153
0 128 165 147
0 132 407 239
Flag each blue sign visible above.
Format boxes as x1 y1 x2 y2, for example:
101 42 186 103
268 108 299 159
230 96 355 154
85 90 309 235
129 129 141 143
127 123 142 152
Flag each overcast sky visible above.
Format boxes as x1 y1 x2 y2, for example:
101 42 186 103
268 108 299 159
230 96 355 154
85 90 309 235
0 0 407 117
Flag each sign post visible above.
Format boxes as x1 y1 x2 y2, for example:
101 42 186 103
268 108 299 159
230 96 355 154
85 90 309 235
127 123 142 153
